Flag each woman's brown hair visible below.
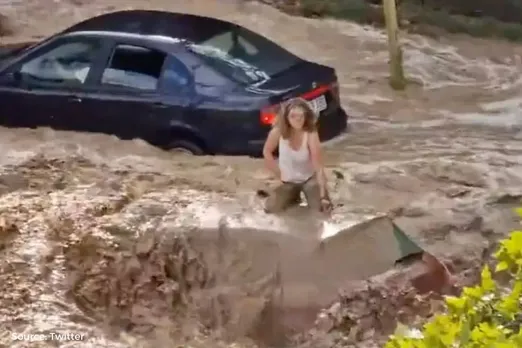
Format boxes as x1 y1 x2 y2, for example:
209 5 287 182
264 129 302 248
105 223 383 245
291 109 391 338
275 97 317 139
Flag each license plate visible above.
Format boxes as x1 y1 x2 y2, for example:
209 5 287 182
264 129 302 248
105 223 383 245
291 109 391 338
308 94 327 114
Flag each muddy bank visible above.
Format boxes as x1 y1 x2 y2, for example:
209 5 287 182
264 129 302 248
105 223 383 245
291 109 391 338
0 137 521 347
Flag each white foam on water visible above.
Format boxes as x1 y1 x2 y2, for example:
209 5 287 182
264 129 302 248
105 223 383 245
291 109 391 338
332 21 522 91
348 94 394 105
439 98 522 128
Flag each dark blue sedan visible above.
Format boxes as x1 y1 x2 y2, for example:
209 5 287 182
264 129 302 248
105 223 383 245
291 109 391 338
0 9 348 156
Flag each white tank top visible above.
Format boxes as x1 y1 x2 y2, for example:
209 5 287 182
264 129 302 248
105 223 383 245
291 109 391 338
279 132 315 183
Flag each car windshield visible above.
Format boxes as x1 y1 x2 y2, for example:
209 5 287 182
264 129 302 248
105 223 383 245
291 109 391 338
185 26 300 85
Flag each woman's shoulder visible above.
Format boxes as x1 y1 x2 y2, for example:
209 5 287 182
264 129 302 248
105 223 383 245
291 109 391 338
304 129 319 139
265 126 282 143
269 126 282 137
305 130 321 147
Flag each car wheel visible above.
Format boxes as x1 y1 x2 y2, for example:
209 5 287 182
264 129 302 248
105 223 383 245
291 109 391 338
166 139 205 156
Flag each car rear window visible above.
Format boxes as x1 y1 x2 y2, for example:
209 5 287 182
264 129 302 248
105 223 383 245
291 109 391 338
185 26 300 86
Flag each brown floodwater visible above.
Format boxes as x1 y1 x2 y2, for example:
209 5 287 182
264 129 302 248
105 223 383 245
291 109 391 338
1 1 522 347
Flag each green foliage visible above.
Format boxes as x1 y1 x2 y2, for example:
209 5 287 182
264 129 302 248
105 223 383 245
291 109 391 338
404 7 522 42
385 207 522 348
299 0 383 25
294 0 522 42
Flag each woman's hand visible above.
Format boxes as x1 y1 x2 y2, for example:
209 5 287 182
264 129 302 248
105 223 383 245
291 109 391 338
320 196 333 215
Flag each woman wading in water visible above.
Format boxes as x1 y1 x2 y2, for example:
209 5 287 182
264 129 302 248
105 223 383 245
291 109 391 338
262 97 332 214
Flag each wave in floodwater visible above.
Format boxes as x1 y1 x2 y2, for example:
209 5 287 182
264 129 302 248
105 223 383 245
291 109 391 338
1 1 522 347
331 21 522 91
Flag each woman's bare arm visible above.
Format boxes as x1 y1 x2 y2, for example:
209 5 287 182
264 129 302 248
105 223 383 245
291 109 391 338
308 131 327 198
262 127 281 179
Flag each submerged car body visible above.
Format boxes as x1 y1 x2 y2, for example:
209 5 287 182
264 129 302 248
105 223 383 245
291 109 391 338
0 10 348 156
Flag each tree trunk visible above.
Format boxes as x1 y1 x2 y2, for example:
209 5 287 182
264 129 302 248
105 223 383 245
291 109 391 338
383 0 406 90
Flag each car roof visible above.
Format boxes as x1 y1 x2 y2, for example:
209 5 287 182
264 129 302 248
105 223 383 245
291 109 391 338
62 10 237 43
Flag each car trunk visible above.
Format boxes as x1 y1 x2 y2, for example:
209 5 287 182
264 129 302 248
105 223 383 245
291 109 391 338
253 60 336 98
250 60 346 142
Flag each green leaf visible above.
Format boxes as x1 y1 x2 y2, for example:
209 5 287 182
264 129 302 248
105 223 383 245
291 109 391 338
446 296 467 315
495 261 509 272
504 239 519 257
479 322 501 339
512 280 522 297
470 326 485 342
495 294 518 319
459 319 471 344
463 285 484 301
510 230 522 246
515 207 522 218
481 265 495 292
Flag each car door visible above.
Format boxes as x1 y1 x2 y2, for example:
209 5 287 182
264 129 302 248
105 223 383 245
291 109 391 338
0 36 108 131
0 69 37 128
79 41 193 142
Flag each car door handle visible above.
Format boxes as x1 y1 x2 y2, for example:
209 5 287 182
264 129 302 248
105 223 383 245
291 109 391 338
68 96 82 103
152 102 169 109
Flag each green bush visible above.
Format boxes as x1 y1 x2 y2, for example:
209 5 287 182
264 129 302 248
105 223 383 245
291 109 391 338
403 5 522 41
299 0 384 25
385 207 522 348
294 0 522 42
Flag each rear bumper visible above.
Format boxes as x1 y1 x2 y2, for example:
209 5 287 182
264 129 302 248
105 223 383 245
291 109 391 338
317 105 348 142
247 106 349 157
209 105 349 157
247 140 265 158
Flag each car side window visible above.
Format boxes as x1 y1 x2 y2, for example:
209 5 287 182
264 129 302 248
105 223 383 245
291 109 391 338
186 28 273 85
158 55 192 93
101 44 167 91
18 40 101 86
204 31 259 57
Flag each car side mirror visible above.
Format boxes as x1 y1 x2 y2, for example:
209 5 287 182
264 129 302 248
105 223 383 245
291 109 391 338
10 71 22 82
0 71 22 84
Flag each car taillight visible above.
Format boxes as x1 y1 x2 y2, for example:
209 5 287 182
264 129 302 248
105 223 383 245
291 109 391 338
301 85 329 101
260 105 278 126
259 80 339 125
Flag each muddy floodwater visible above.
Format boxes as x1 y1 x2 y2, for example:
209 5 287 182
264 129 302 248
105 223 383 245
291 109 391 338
1 1 522 347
